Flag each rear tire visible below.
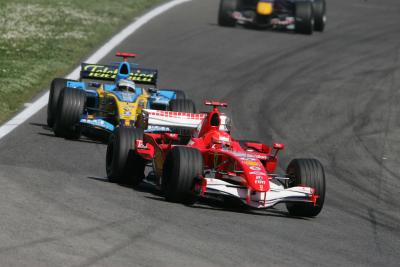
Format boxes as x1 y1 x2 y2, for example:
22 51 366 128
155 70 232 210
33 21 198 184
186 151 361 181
53 88 86 139
286 159 326 217
173 89 186 100
312 0 326 32
106 127 146 186
162 146 203 204
169 99 196 113
47 78 68 127
218 0 239 27
295 1 314 35
169 99 196 145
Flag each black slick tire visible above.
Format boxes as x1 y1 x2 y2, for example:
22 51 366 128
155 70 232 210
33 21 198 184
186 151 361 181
295 1 314 35
312 0 326 32
53 88 86 139
106 127 146 186
173 89 186 100
218 0 239 27
162 146 203 204
169 99 196 113
286 159 326 217
47 78 68 127
169 99 196 145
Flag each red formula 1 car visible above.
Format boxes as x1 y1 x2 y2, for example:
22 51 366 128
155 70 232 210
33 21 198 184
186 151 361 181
106 101 326 217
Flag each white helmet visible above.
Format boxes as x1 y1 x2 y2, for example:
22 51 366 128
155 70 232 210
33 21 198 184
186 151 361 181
117 79 136 93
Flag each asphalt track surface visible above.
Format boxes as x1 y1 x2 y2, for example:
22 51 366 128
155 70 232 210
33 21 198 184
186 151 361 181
1 0 400 266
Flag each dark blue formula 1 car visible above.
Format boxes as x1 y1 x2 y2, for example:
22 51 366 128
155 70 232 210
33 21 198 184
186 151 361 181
47 52 196 141
218 0 326 34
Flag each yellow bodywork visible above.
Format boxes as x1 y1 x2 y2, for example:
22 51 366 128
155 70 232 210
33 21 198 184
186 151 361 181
96 85 149 126
257 2 273 15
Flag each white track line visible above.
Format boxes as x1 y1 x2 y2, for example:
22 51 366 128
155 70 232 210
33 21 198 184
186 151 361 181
0 0 192 140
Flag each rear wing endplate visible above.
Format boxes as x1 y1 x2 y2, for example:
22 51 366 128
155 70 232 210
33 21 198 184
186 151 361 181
80 63 158 85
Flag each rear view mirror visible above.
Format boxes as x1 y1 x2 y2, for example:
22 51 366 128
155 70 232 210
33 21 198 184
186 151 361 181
273 143 284 150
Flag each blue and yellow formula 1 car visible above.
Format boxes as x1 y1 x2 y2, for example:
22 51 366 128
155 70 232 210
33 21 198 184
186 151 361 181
47 52 196 141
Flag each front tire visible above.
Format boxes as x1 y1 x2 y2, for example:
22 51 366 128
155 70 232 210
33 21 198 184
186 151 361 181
295 1 314 35
173 89 186 100
312 0 326 32
286 159 326 217
218 0 239 27
53 88 86 139
106 127 146 186
162 146 203 204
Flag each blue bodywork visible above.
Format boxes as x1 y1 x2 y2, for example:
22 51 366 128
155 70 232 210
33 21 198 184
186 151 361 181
65 59 182 134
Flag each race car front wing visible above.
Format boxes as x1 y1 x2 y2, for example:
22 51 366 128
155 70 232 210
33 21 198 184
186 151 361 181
204 178 316 209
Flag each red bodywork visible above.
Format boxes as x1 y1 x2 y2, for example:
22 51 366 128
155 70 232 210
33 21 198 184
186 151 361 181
116 51 137 62
134 101 287 204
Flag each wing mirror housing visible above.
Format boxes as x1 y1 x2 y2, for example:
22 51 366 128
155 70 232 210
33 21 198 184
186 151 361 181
273 143 284 150
272 143 284 158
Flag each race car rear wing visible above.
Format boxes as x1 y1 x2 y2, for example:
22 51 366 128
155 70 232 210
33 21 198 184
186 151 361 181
80 63 158 85
140 109 230 132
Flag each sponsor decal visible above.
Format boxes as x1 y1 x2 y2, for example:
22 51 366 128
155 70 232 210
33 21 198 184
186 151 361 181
249 171 266 176
234 152 266 160
82 64 156 83
254 154 267 160
121 92 134 102
249 166 262 171
239 157 258 161
243 160 258 166
81 119 105 127
146 110 205 119
122 106 132 116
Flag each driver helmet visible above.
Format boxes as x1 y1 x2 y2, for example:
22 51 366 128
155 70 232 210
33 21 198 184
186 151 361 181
220 115 232 133
117 79 136 93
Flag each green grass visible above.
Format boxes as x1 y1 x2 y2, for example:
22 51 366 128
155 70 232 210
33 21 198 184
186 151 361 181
0 0 164 123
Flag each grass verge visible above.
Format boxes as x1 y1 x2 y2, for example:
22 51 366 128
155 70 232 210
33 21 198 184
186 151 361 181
0 0 164 123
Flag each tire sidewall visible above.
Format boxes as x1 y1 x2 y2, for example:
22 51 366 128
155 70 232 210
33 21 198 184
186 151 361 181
295 1 314 35
53 88 85 138
218 0 239 27
106 127 145 185
312 0 326 31
47 78 68 127
162 146 203 203
286 158 326 216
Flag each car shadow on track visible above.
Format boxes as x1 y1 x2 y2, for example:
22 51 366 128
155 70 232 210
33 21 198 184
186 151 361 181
104 179 307 219
86 176 307 219
30 122 52 130
31 122 106 145
147 195 306 219
37 132 104 144
87 176 109 182
208 22 294 35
